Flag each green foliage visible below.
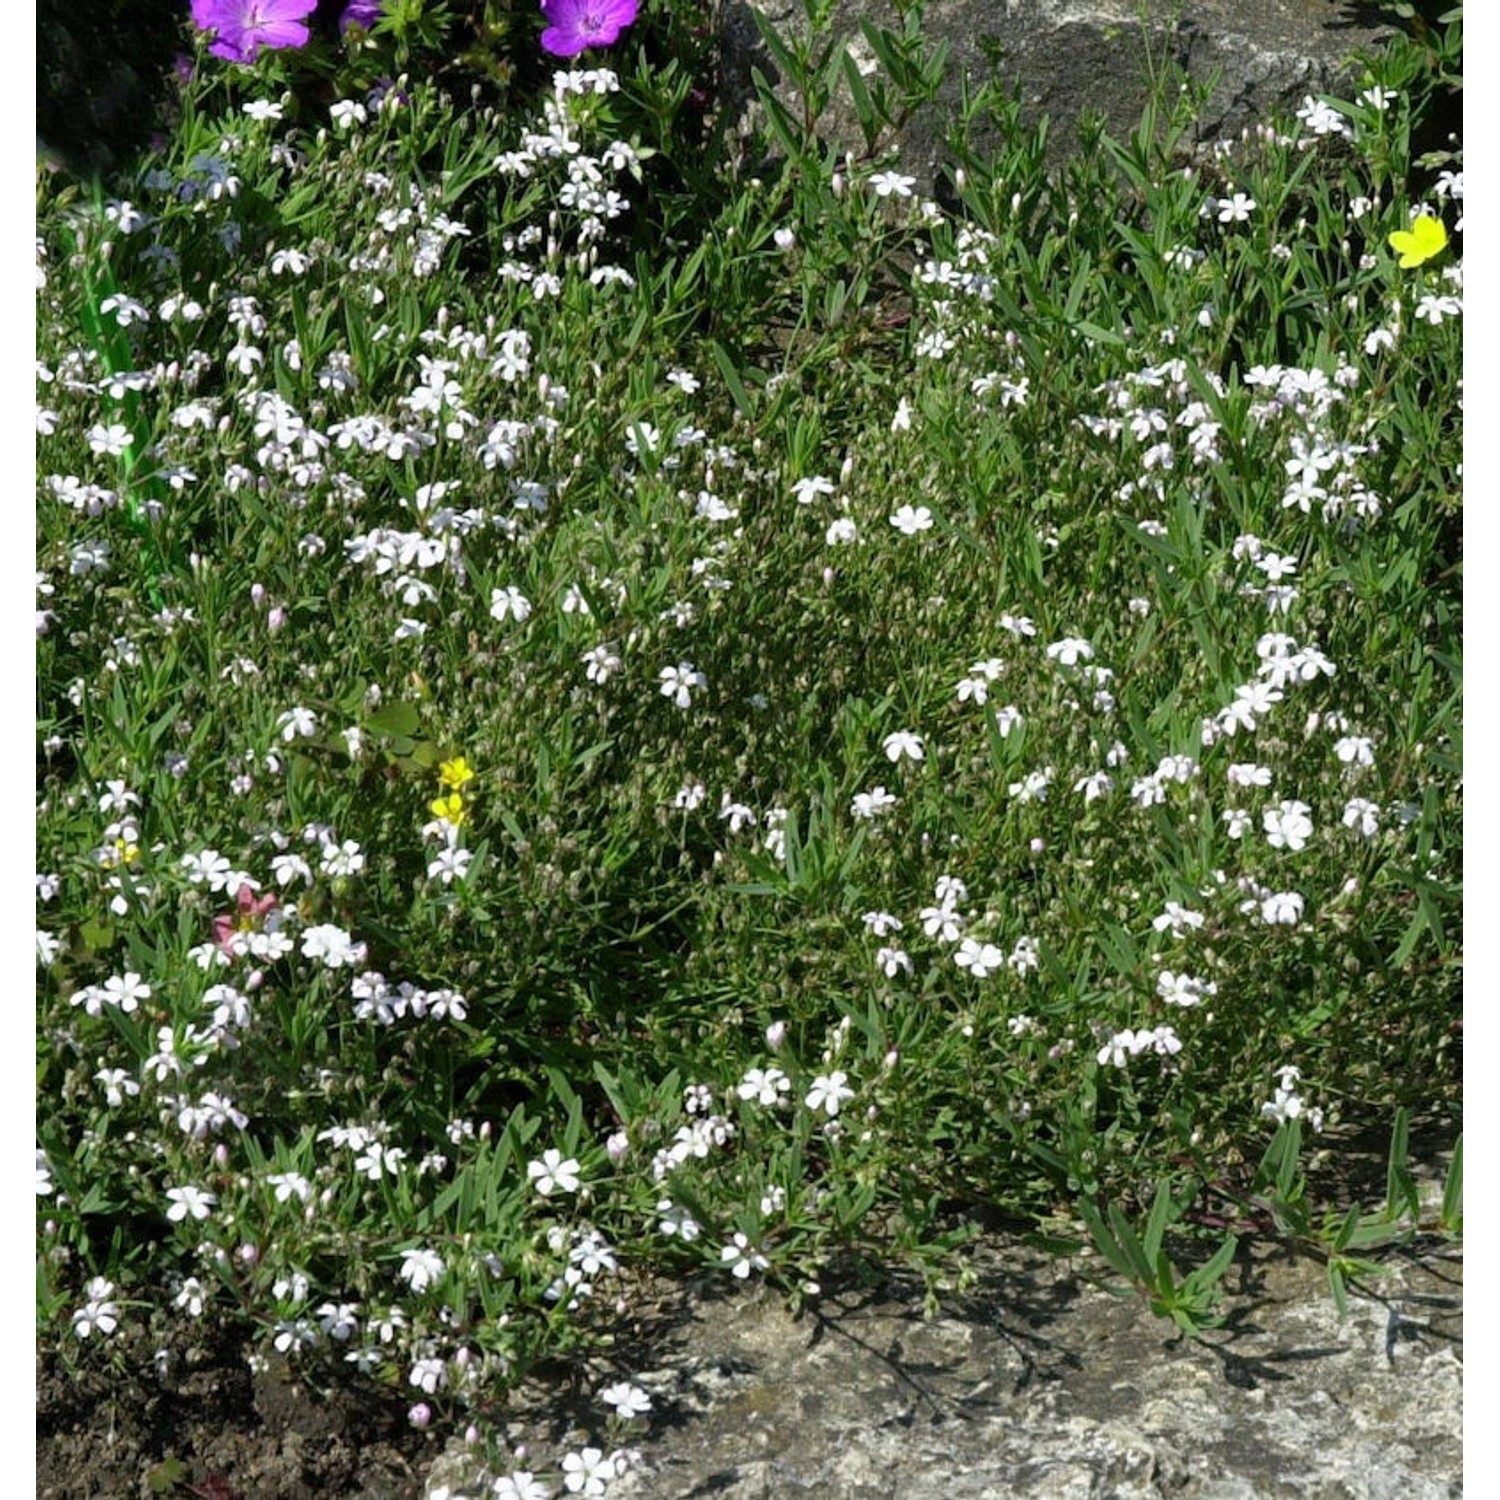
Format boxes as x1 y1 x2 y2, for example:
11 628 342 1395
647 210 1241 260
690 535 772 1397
35 0 1460 1463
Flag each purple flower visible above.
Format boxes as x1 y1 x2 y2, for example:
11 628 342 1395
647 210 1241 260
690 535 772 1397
340 0 384 34
191 0 319 64
538 0 639 57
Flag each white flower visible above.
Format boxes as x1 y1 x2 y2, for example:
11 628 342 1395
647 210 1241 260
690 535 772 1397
397 1247 445 1293
876 946 912 978
1342 798 1380 838
920 903 965 943
165 1185 217 1222
599 1381 652 1418
1333 735 1375 767
792 475 835 505
1045 637 1094 667
101 971 152 1012
427 845 473 885
73 1278 120 1338
805 1070 854 1117
1152 902 1205 936
719 1232 769 1279
267 1172 312 1204
851 785 898 819
409 1356 447 1394
1261 891 1305 925
659 661 705 709
330 99 368 130
868 170 917 198
582 643 622 684
954 938 1004 978
656 1200 700 1240
1263 800 1314 853
882 730 924 763
862 910 902 937
320 839 365 877
1156 971 1217 1008
889 504 934 535
493 1472 551 1500
527 1148 582 1196
736 1067 790 1106
301 923 365 969
490 586 533 623
1216 192 1256 222
276 706 318 742
562 1447 616 1496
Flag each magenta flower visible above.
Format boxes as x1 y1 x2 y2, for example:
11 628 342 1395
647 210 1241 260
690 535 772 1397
340 0 384 35
212 886 279 953
191 0 319 64
539 0 639 57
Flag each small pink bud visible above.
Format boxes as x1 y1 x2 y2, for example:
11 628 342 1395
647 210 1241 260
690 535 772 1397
606 1130 629 1164
214 1143 229 1168
765 1021 786 1052
267 607 287 632
408 1403 432 1429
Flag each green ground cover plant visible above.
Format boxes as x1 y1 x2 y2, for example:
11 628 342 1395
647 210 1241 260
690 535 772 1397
37 0 1461 1490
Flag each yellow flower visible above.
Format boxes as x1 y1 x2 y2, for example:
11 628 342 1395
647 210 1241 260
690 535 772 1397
1388 213 1448 269
438 756 475 790
430 791 466 827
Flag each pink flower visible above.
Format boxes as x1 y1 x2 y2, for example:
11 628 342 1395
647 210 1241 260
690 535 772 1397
539 0 639 57
213 886 279 952
191 0 319 65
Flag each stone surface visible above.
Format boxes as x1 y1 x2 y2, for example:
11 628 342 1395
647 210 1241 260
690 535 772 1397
715 0 1397 179
428 1233 1462 1498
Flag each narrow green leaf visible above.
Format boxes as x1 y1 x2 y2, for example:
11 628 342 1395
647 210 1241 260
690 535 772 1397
1441 1135 1463 1232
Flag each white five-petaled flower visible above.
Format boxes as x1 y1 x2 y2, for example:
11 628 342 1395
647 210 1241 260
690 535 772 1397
398 1246 445 1292
165 1184 217 1222
955 938 1005 978
72 1277 120 1338
1334 735 1375 767
851 785 898 819
527 1148 582 1196
792 475 835 505
1263 800 1314 852
562 1446 616 1496
869 170 917 198
427 845 473 885
276 706 319 742
599 1381 653 1418
805 1070 855 1117
882 730 924 763
719 1232 769 1279
889 504 934 535
1261 891 1305 925
659 661 705 709
736 1067 790 1106
490 586 533 623
101 971 152 1013
1046 637 1094 667
494 1473 551 1500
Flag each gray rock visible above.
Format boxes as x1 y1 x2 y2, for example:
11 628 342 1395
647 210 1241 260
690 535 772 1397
427 1235 1462 1498
714 0 1396 182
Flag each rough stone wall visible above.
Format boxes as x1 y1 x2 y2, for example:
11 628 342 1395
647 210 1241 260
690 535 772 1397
716 0 1395 181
